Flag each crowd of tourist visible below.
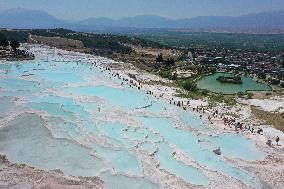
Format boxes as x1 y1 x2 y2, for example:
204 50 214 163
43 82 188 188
98 62 281 149
52 55 281 150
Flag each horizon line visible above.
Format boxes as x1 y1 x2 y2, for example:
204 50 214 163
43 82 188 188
1 7 284 22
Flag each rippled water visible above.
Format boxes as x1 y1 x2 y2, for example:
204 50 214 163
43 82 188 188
0 47 266 188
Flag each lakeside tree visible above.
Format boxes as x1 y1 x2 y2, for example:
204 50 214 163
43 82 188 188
183 80 197 92
10 40 20 51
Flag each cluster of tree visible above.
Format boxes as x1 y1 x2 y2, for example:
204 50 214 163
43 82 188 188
258 71 283 87
269 78 280 86
120 35 167 49
165 58 175 67
0 30 28 43
30 29 133 54
258 72 266 80
156 53 175 67
182 80 197 92
28 29 169 56
0 33 9 47
190 64 216 75
10 40 20 51
35 29 166 48
0 33 20 51
158 69 177 80
156 53 164 63
1 28 171 57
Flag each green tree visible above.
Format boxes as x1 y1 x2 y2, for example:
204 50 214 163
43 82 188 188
247 93 253 99
159 69 171 79
10 40 20 51
237 91 245 97
156 53 164 63
258 72 266 80
170 72 178 80
183 81 197 92
270 79 280 85
164 58 175 67
0 34 8 47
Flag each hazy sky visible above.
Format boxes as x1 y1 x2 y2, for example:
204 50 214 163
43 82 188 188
0 0 283 20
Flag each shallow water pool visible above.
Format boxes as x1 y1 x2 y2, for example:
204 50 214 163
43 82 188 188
0 48 266 188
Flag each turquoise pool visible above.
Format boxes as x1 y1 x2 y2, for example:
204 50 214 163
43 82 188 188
0 49 266 188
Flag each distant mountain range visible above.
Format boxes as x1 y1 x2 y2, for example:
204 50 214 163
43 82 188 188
0 8 284 33
0 8 63 29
